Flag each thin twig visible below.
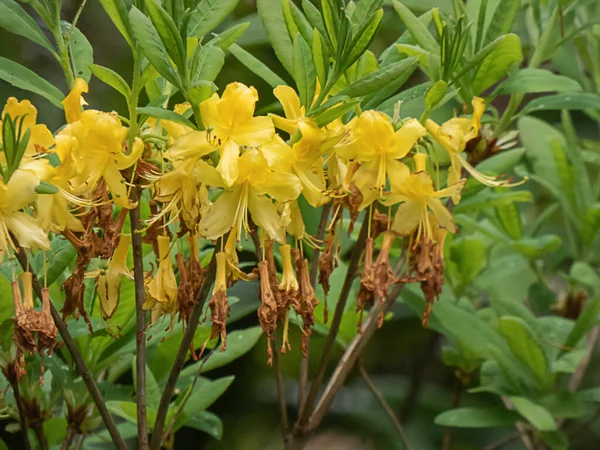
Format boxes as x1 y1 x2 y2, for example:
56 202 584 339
161 351 215 445
502 397 536 450
442 381 464 450
272 335 290 440
149 251 218 450
299 203 332 413
12 242 128 450
297 216 369 427
358 357 412 450
483 432 524 450
9 380 31 450
129 194 149 449
307 284 401 431
568 325 600 392
60 426 76 450
32 422 49 450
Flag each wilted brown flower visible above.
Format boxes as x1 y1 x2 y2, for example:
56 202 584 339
292 248 319 357
258 260 278 365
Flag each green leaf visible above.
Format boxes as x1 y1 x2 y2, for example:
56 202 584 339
493 68 582 96
338 58 417 98
425 79 448 111
0 58 64 108
136 107 197 129
293 34 316 108
454 190 532 213
144 0 185 70
178 410 222 439
539 392 585 419
472 33 522 95
177 328 262 386
63 23 94 82
302 0 329 51
90 64 132 98
578 387 600 403
562 294 600 353
257 0 294 74
281 0 299 40
448 239 487 290
312 29 328 87
192 44 224 83
107 401 158 428
98 0 133 47
129 6 181 89
229 44 286 88
434 407 520 428
484 0 519 44
313 98 360 127
38 238 77 287
0 0 55 54
339 8 383 74
288 0 313 45
520 93 600 116
35 180 59 195
509 396 557 431
540 431 569 450
498 317 548 386
392 0 438 53
189 0 240 38
511 235 561 259
570 262 600 292
378 81 431 115
215 22 249 50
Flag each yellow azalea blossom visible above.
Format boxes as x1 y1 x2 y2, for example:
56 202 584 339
62 110 143 208
95 234 134 319
0 169 50 256
426 97 518 202
62 78 89 124
0 98 54 156
144 235 178 317
198 148 301 243
200 82 275 186
384 154 464 241
337 111 427 209
269 85 312 135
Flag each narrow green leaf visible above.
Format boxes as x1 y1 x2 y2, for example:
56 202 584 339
562 294 600 353
520 93 600 115
293 34 316 108
454 190 532 213
145 0 186 70
339 8 383 73
192 44 225 83
472 33 522 95
229 44 286 88
63 23 94 82
0 0 55 54
281 0 299 40
511 235 561 259
510 396 558 431
37 238 77 287
498 317 548 386
392 0 439 53
484 0 520 44
338 58 417 98
321 0 338 49
90 64 132 98
129 7 181 88
98 0 133 47
570 262 600 292
188 0 240 38
257 0 294 74
434 407 520 428
425 79 448 111
0 58 64 108
539 392 585 419
288 0 313 44
214 22 249 50
312 29 328 86
493 68 582 96
136 107 197 129
313 98 360 127
302 0 330 52
35 180 59 195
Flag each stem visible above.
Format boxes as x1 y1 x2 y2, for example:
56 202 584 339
297 216 369 427
502 397 537 450
358 358 412 450
442 381 464 450
12 242 128 450
307 283 403 431
60 426 77 450
149 253 218 450
483 432 523 450
126 50 149 449
9 380 31 450
32 422 49 450
272 335 290 443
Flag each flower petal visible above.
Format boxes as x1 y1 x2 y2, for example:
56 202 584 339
231 116 275 147
5 211 50 250
62 78 89 124
391 199 423 236
199 185 242 240
217 139 240 187
426 197 456 233
390 118 427 159
248 190 284 242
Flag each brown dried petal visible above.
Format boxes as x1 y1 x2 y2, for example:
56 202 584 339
208 290 229 351
258 261 278 365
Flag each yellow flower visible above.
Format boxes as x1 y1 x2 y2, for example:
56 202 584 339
0 98 54 156
62 78 89 124
269 85 311 135
200 82 275 186
384 154 464 241
95 234 134 319
337 111 426 209
425 97 516 201
144 235 178 315
62 110 143 208
0 169 50 256
198 148 301 243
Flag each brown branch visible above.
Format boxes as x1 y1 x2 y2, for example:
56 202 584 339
32 422 49 450
272 335 290 440
129 194 149 449
299 203 332 413
297 216 369 427
442 381 464 450
9 380 31 450
149 250 218 450
12 242 128 450
358 357 412 450
568 324 600 392
60 426 76 450
502 397 536 450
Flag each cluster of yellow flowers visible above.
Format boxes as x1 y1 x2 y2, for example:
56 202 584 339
0 78 505 363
